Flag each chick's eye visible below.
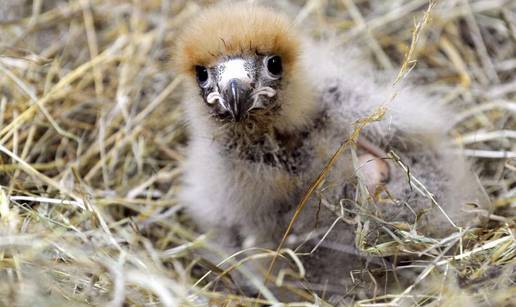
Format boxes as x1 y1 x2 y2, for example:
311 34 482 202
195 65 209 85
266 56 282 77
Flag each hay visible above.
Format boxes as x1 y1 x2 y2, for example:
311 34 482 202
0 0 514 306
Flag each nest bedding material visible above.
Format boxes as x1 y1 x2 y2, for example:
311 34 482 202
0 0 515 306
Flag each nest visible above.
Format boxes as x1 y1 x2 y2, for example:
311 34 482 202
0 0 514 306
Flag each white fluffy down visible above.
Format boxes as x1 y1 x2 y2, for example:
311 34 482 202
179 37 491 298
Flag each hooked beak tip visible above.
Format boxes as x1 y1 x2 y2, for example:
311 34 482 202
224 79 251 122
229 80 240 120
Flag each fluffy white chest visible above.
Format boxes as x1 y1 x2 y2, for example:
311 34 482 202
180 139 304 238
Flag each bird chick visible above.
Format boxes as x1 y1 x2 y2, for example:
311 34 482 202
176 3 490 299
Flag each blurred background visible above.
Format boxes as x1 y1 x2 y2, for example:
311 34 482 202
0 0 514 305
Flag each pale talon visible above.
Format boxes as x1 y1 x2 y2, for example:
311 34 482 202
357 153 390 194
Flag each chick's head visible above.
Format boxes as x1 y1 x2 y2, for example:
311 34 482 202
176 4 314 131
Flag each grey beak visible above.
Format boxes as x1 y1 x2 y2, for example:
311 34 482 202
223 79 252 121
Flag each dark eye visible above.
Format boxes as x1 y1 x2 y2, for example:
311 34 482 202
195 65 209 85
266 56 282 77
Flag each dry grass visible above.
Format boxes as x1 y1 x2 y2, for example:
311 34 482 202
0 0 514 306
